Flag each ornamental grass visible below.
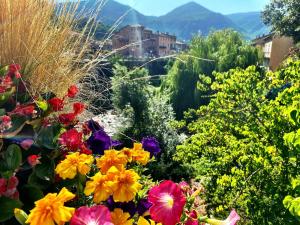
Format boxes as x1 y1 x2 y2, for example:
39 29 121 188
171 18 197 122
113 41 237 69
0 0 96 97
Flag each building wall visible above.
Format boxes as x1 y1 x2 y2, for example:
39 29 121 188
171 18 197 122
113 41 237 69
269 36 294 71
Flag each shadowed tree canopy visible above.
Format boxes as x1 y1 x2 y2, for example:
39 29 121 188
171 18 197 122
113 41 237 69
262 0 300 43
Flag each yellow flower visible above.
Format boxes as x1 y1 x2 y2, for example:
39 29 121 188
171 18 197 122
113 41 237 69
26 187 75 225
96 150 128 173
110 167 142 202
120 147 133 162
131 143 150 165
55 152 94 179
111 208 133 225
84 171 115 203
137 216 162 225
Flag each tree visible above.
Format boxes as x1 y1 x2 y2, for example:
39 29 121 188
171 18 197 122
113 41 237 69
262 0 300 43
175 60 300 224
162 29 262 119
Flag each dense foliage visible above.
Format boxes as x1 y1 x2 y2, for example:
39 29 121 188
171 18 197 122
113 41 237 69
262 0 300 43
162 29 263 118
111 64 190 181
0 64 242 225
175 60 300 224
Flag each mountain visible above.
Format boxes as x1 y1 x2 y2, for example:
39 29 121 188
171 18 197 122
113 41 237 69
76 0 267 41
153 2 241 40
227 12 270 39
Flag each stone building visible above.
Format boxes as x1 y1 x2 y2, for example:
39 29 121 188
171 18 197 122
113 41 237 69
252 33 294 71
112 25 181 58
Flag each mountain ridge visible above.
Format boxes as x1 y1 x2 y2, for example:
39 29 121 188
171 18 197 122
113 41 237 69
77 0 268 40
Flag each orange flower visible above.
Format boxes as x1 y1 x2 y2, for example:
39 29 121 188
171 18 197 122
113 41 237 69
84 171 115 203
96 150 128 173
26 187 75 225
131 143 150 165
109 167 142 202
111 208 133 225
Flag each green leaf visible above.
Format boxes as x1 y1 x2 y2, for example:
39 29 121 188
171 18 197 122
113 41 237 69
21 185 44 205
4 144 22 172
0 197 23 222
34 157 55 181
290 109 299 124
28 171 51 190
36 124 60 149
0 66 8 76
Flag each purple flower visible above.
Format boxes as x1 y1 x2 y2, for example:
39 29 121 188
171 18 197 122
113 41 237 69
142 137 161 157
87 119 102 132
137 198 152 216
106 196 137 217
86 128 111 155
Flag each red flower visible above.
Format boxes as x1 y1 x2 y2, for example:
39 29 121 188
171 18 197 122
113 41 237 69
67 85 79 98
79 143 92 155
9 64 21 73
48 97 64 111
59 129 83 151
27 155 41 167
148 180 186 225
73 102 85 115
10 104 35 116
59 113 77 125
8 64 21 78
0 178 6 195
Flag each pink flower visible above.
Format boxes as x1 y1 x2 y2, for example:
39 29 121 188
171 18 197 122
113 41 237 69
0 176 19 200
179 181 190 193
48 97 64 111
185 210 198 225
148 180 186 225
67 85 79 98
20 139 34 150
205 210 240 225
0 115 12 132
59 129 83 151
70 205 113 225
27 155 41 167
8 64 21 79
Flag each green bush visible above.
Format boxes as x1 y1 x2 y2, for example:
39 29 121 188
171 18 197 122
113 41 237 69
111 64 189 180
175 60 300 224
162 29 263 119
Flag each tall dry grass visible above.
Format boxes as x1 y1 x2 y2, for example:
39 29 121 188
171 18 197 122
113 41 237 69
0 0 94 96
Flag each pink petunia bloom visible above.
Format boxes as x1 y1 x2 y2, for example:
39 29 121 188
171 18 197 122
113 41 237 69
205 209 240 225
70 205 113 225
185 210 199 225
148 180 186 225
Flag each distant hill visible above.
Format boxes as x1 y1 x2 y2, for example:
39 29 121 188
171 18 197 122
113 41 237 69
227 12 270 39
75 0 268 41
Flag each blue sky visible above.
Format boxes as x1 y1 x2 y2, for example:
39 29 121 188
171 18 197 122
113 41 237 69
114 0 270 16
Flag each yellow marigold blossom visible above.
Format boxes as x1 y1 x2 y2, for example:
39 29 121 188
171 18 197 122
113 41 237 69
26 187 75 225
111 208 133 225
131 143 150 165
55 152 94 179
120 147 133 162
137 216 162 225
84 171 115 203
109 166 142 202
96 149 128 173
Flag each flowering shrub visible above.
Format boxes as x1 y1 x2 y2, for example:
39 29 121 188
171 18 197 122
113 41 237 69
0 64 240 225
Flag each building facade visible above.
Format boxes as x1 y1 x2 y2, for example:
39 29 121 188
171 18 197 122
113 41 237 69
252 34 294 71
112 25 183 58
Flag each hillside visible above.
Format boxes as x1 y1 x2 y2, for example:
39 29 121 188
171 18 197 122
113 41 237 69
227 12 270 39
76 0 267 40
